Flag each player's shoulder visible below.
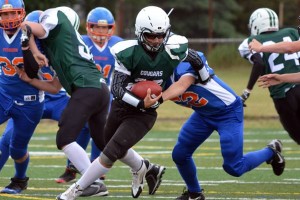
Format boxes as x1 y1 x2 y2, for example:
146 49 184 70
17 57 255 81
110 35 123 42
165 33 188 60
166 33 188 45
111 39 138 54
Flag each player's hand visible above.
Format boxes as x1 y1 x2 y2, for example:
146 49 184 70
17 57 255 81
240 89 250 107
20 24 32 48
258 74 282 88
143 88 162 109
249 39 263 53
15 67 33 83
33 52 49 67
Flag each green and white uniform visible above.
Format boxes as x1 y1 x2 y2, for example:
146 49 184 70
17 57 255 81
239 27 300 144
36 7 110 159
39 8 104 95
239 28 300 99
102 34 188 162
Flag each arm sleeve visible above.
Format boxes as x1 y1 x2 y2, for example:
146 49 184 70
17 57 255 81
246 53 265 90
22 49 39 79
111 71 144 109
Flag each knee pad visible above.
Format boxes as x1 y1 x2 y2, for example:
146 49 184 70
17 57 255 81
10 145 27 160
102 140 127 163
100 153 114 167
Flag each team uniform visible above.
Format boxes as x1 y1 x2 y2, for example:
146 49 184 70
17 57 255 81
239 28 300 144
0 27 44 193
36 7 110 178
80 34 122 161
104 34 188 162
167 52 277 198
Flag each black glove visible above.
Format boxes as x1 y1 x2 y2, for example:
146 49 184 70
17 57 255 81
240 89 251 107
185 49 210 84
21 24 32 48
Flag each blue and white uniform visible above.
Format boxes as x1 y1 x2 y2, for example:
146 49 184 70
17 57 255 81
0 28 44 178
169 52 275 193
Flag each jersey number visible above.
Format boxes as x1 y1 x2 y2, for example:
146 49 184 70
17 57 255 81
0 56 23 76
172 91 208 108
265 37 299 72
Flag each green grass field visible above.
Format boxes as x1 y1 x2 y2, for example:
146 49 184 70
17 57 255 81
0 66 299 200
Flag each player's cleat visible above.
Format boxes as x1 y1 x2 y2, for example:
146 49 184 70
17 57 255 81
56 183 82 200
267 139 285 176
0 177 29 194
175 188 205 200
146 162 166 195
55 164 78 183
131 159 149 198
79 180 108 197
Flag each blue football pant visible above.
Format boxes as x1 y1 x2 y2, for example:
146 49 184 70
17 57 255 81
172 103 274 193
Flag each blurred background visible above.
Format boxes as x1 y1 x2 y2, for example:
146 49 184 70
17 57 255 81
21 0 300 126
23 0 300 55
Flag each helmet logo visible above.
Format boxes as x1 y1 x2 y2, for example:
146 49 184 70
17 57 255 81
2 4 13 9
97 20 108 25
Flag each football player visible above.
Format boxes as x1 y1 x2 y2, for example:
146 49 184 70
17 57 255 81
162 51 285 200
239 8 300 145
20 6 111 197
57 6 210 200
56 7 123 183
0 0 44 194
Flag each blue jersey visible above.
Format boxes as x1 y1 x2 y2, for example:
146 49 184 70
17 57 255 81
167 52 238 115
0 29 43 104
82 35 122 86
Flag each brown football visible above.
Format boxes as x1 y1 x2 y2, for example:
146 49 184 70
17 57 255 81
131 81 162 99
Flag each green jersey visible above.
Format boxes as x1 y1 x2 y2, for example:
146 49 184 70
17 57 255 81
39 8 104 95
110 34 188 89
249 28 300 98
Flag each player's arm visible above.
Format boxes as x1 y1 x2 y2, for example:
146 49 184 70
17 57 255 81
16 67 61 94
258 72 300 87
184 48 210 84
111 71 160 109
249 38 300 54
240 53 265 106
162 75 194 101
20 22 49 66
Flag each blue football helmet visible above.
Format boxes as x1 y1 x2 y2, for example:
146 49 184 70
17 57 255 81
0 0 25 30
25 10 43 23
86 7 115 42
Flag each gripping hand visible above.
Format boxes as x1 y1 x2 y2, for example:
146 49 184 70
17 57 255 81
21 24 32 48
240 89 251 107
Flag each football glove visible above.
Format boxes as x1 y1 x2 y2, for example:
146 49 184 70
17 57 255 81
21 24 32 48
240 89 251 107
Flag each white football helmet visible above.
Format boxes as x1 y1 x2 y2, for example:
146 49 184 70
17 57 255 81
248 8 279 36
135 6 171 51
57 6 80 31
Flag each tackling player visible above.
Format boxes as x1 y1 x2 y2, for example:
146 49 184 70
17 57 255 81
20 6 111 197
239 8 300 145
56 7 123 183
162 51 285 200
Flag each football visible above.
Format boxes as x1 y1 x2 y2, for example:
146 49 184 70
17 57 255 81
131 81 162 99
